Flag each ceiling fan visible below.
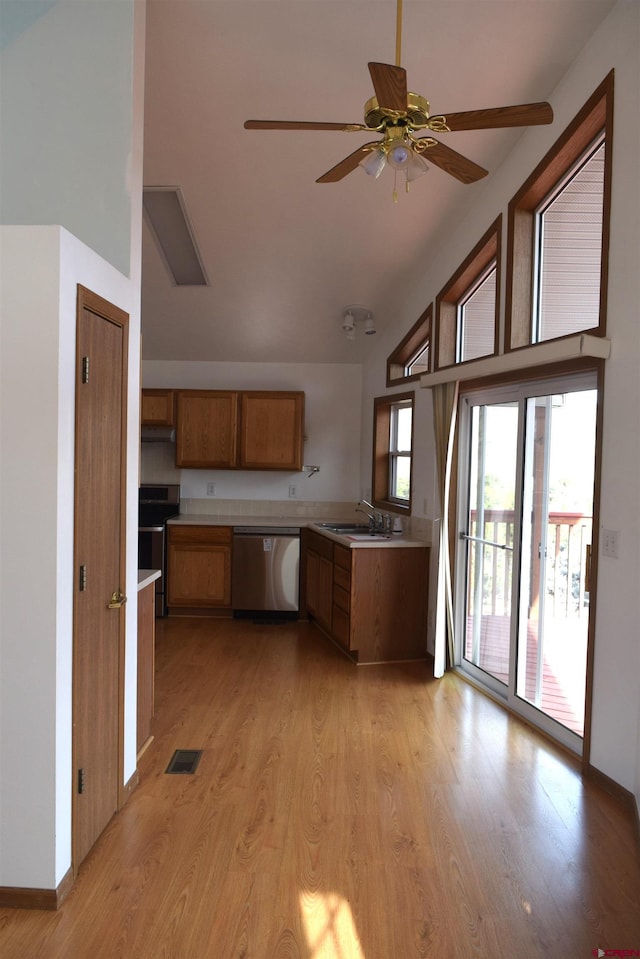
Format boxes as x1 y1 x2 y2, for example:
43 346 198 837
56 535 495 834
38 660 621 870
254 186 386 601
244 0 553 198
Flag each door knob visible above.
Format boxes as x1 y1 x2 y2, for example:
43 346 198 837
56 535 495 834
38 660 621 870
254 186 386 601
108 589 127 609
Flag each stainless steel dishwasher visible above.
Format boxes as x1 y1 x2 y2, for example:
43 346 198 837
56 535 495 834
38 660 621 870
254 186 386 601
232 527 300 612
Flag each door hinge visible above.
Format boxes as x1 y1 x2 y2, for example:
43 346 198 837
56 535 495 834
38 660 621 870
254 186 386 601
79 565 87 591
77 768 86 794
81 356 90 384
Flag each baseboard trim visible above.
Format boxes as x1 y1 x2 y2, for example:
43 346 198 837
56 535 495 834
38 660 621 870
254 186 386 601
0 867 74 911
119 768 139 808
586 762 640 837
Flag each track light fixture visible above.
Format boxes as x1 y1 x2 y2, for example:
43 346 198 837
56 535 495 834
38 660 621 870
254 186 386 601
341 305 376 340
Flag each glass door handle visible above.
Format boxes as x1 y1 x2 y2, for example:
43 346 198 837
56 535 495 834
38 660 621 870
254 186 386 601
459 532 513 551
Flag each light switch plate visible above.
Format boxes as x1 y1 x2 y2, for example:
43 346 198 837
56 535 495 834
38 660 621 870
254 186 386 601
602 528 619 557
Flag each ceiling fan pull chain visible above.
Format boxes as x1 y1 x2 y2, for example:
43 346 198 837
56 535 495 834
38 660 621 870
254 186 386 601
393 167 399 203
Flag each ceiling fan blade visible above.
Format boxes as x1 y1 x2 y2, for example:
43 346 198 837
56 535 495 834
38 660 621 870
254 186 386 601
244 120 366 132
432 101 553 132
420 139 488 184
368 62 408 113
316 142 382 183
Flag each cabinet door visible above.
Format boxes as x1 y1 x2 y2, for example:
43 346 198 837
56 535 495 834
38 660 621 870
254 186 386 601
167 526 232 607
305 549 333 630
175 390 238 468
141 389 175 426
168 544 231 606
239 392 304 470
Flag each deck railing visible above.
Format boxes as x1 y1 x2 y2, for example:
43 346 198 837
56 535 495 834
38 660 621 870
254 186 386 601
468 509 592 619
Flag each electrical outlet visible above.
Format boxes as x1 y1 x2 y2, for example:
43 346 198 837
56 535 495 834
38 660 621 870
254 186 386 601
206 482 216 497
288 484 296 498
602 528 619 558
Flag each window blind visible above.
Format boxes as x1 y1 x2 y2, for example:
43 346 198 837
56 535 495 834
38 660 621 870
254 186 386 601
537 142 605 341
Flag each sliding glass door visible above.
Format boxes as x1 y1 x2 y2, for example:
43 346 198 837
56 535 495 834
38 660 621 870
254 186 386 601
456 373 598 752
462 401 518 689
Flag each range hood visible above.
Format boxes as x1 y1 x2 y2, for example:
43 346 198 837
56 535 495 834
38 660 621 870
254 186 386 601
141 426 176 443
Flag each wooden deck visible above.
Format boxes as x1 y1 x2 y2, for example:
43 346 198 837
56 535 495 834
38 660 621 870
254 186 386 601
465 613 587 735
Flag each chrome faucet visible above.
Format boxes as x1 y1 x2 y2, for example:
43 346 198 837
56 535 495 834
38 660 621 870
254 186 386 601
357 500 390 533
355 505 377 529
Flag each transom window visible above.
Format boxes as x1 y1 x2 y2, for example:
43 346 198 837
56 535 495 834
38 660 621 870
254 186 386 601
435 217 501 370
386 306 431 385
506 71 612 350
457 261 497 362
533 136 605 343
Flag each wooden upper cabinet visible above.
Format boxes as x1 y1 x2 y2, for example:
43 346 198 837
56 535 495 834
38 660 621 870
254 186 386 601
141 389 175 427
175 390 239 469
239 391 305 470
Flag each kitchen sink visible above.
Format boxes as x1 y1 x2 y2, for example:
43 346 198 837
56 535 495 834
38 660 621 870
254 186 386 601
316 522 377 535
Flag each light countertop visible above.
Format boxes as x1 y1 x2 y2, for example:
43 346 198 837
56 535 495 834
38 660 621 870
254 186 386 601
138 569 161 591
167 514 430 549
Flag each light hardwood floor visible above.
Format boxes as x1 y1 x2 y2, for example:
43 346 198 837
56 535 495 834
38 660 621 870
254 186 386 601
1 617 639 958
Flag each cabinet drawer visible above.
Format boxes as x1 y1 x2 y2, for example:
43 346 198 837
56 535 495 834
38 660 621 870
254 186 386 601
333 583 350 614
333 545 351 572
332 604 350 648
333 564 351 594
303 529 333 561
168 525 232 546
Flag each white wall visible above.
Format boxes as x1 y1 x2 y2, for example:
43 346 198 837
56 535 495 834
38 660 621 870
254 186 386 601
0 0 135 276
360 1 640 804
0 0 145 891
142 360 363 508
0 227 142 889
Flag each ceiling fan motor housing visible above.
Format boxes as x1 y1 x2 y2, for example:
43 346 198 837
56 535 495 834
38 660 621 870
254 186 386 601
364 92 431 130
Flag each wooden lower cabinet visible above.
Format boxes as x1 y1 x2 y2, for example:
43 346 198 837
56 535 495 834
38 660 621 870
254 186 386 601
167 525 232 609
137 581 155 754
302 528 429 663
305 534 333 633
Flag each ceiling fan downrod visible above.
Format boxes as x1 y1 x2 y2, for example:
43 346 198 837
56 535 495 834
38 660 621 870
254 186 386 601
395 0 403 68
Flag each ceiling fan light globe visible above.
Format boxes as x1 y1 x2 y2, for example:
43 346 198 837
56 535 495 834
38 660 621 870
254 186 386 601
406 151 429 181
386 142 412 170
359 148 386 179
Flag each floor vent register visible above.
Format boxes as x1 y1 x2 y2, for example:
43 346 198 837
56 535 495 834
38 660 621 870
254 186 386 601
165 749 203 775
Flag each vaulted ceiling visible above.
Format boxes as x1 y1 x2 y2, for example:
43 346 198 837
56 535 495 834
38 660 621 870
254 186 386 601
141 0 616 365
